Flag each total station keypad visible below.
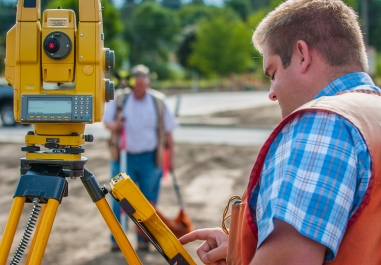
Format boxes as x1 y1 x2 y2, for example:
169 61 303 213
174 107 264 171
73 96 92 121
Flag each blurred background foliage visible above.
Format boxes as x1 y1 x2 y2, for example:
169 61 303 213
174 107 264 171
0 0 379 89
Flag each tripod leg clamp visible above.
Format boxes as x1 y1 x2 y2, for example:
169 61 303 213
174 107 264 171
80 168 105 202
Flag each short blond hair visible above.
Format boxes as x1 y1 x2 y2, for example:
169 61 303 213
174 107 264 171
252 0 368 71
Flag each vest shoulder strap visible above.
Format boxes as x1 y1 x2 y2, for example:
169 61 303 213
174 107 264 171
114 87 131 119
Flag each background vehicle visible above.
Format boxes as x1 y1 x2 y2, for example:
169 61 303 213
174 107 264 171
0 84 16 127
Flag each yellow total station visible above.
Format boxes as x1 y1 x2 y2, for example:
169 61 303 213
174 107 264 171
4 0 115 159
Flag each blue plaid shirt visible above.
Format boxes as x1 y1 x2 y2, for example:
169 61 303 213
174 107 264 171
249 72 381 262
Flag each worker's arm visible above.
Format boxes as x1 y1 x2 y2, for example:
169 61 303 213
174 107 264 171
250 219 326 265
104 121 122 132
104 111 124 133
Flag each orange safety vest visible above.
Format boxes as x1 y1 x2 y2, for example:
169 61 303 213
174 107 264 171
226 90 381 265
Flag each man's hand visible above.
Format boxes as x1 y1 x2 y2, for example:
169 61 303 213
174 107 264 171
104 116 124 133
179 228 228 265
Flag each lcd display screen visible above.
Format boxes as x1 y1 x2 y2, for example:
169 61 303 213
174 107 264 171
28 98 72 114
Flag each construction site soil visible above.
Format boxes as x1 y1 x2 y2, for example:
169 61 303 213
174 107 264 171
0 104 282 265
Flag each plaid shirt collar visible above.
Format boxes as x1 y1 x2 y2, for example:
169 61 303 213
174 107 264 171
314 72 378 99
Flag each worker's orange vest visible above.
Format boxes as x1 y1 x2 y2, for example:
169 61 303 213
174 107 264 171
226 90 381 265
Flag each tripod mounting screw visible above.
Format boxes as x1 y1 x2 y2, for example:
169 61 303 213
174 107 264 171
84 134 94 142
101 186 109 195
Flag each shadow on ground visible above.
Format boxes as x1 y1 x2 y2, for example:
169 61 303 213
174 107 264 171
82 249 171 265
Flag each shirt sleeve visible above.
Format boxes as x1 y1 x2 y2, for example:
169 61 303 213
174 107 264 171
163 100 178 132
254 111 370 262
103 97 117 123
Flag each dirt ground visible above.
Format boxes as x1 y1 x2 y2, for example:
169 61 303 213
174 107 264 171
0 104 282 265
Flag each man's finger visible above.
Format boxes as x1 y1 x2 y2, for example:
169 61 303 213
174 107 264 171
204 241 228 264
196 240 212 263
196 240 226 265
179 229 215 245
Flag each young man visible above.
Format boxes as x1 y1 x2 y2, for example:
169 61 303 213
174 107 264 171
180 1 381 264
103 64 177 251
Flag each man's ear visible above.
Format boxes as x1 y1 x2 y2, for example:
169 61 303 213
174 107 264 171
295 40 312 73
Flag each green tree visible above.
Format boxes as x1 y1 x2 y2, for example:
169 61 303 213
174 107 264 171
343 0 359 11
177 4 216 28
176 5 240 72
248 0 267 11
0 2 16 75
189 13 253 77
128 2 180 79
162 0 182 9
367 0 381 50
246 9 268 74
224 0 252 21
176 5 219 71
177 26 197 69
191 0 204 5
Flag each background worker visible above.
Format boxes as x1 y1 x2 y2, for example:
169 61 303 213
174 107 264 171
180 1 381 264
103 64 177 251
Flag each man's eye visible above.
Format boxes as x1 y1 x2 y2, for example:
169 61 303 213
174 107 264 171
271 71 276 80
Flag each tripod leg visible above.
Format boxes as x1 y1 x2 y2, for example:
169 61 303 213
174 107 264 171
28 199 59 265
96 198 142 264
25 204 47 265
0 196 26 265
81 168 142 265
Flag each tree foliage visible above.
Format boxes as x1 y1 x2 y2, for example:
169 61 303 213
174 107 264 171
3 0 381 80
128 2 180 78
177 4 216 28
0 2 16 75
189 12 252 76
176 5 245 73
224 0 252 21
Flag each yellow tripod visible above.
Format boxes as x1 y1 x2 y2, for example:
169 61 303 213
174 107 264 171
0 150 196 264
0 154 142 265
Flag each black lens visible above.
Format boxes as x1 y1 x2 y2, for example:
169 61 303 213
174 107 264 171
44 38 60 53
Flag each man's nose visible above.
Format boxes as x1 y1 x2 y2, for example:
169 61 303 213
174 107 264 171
268 89 277 101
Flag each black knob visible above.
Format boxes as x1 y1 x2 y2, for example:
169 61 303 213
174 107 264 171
85 135 94 142
105 79 115 102
101 186 109 195
105 48 115 71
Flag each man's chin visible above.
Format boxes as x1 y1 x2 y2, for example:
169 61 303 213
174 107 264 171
281 108 291 119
